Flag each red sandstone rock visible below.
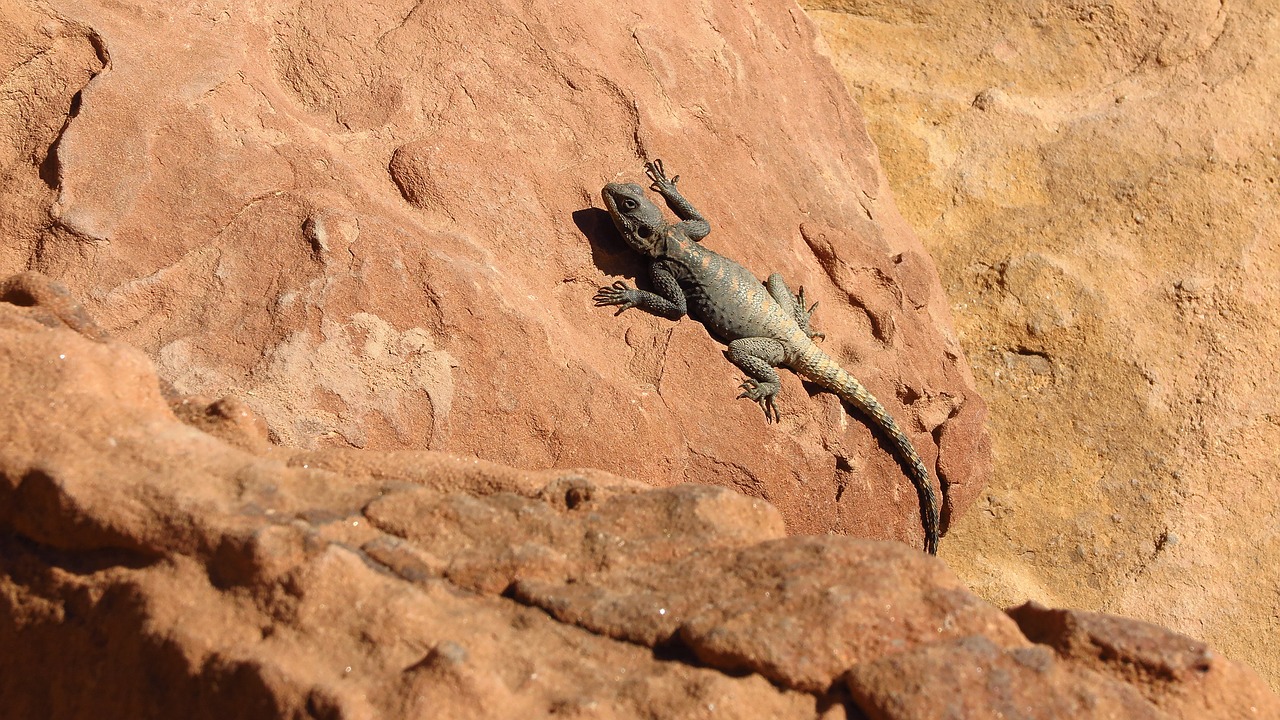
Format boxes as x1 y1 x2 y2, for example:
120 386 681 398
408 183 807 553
1009 602 1280 720
2 274 1275 718
513 538 1027 691
0 0 990 550
846 636 1170 720
3 0 1275 715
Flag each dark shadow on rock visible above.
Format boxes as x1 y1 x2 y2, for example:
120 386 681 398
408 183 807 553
801 377 941 552
574 207 645 281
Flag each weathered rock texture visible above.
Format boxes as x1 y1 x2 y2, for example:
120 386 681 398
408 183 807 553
804 0 1280 688
3 274 1276 718
0 0 990 552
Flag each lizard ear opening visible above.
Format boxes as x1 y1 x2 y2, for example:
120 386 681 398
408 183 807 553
637 226 652 238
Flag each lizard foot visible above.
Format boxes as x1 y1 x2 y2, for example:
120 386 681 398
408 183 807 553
645 159 680 195
738 379 782 423
593 280 639 316
794 287 825 340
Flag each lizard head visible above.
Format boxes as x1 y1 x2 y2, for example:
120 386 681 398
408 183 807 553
602 182 666 257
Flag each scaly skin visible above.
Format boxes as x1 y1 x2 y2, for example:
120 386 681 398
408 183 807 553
595 159 939 554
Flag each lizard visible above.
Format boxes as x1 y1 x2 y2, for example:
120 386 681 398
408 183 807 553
593 159 940 554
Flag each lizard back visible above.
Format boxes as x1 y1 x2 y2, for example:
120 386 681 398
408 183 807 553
663 235 801 344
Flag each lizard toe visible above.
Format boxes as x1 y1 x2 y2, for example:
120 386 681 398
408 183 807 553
763 396 780 423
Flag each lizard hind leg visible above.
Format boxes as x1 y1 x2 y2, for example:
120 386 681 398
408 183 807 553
726 337 787 423
765 273 824 340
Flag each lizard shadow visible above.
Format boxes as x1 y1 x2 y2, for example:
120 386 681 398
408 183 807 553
805 378 947 537
573 207 648 281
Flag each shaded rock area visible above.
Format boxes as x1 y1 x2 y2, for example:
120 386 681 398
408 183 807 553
804 0 1280 687
3 274 1277 719
0 0 990 551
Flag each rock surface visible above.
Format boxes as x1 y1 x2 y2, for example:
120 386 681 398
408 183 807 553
805 0 1280 687
0 0 990 552
2 273 1276 718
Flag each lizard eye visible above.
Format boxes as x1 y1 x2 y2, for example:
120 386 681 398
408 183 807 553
621 198 637 210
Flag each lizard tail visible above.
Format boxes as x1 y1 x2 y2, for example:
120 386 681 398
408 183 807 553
792 341 940 555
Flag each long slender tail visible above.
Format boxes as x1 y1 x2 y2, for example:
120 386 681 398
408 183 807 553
792 341 940 554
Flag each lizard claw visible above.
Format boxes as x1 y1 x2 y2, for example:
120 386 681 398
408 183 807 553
594 280 638 315
737 379 782 423
645 159 679 194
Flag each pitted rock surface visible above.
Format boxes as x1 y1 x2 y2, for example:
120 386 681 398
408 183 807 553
805 0 1280 685
0 0 989 549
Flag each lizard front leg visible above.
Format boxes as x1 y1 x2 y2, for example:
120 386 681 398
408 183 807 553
727 337 786 423
594 262 687 320
645 159 710 241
